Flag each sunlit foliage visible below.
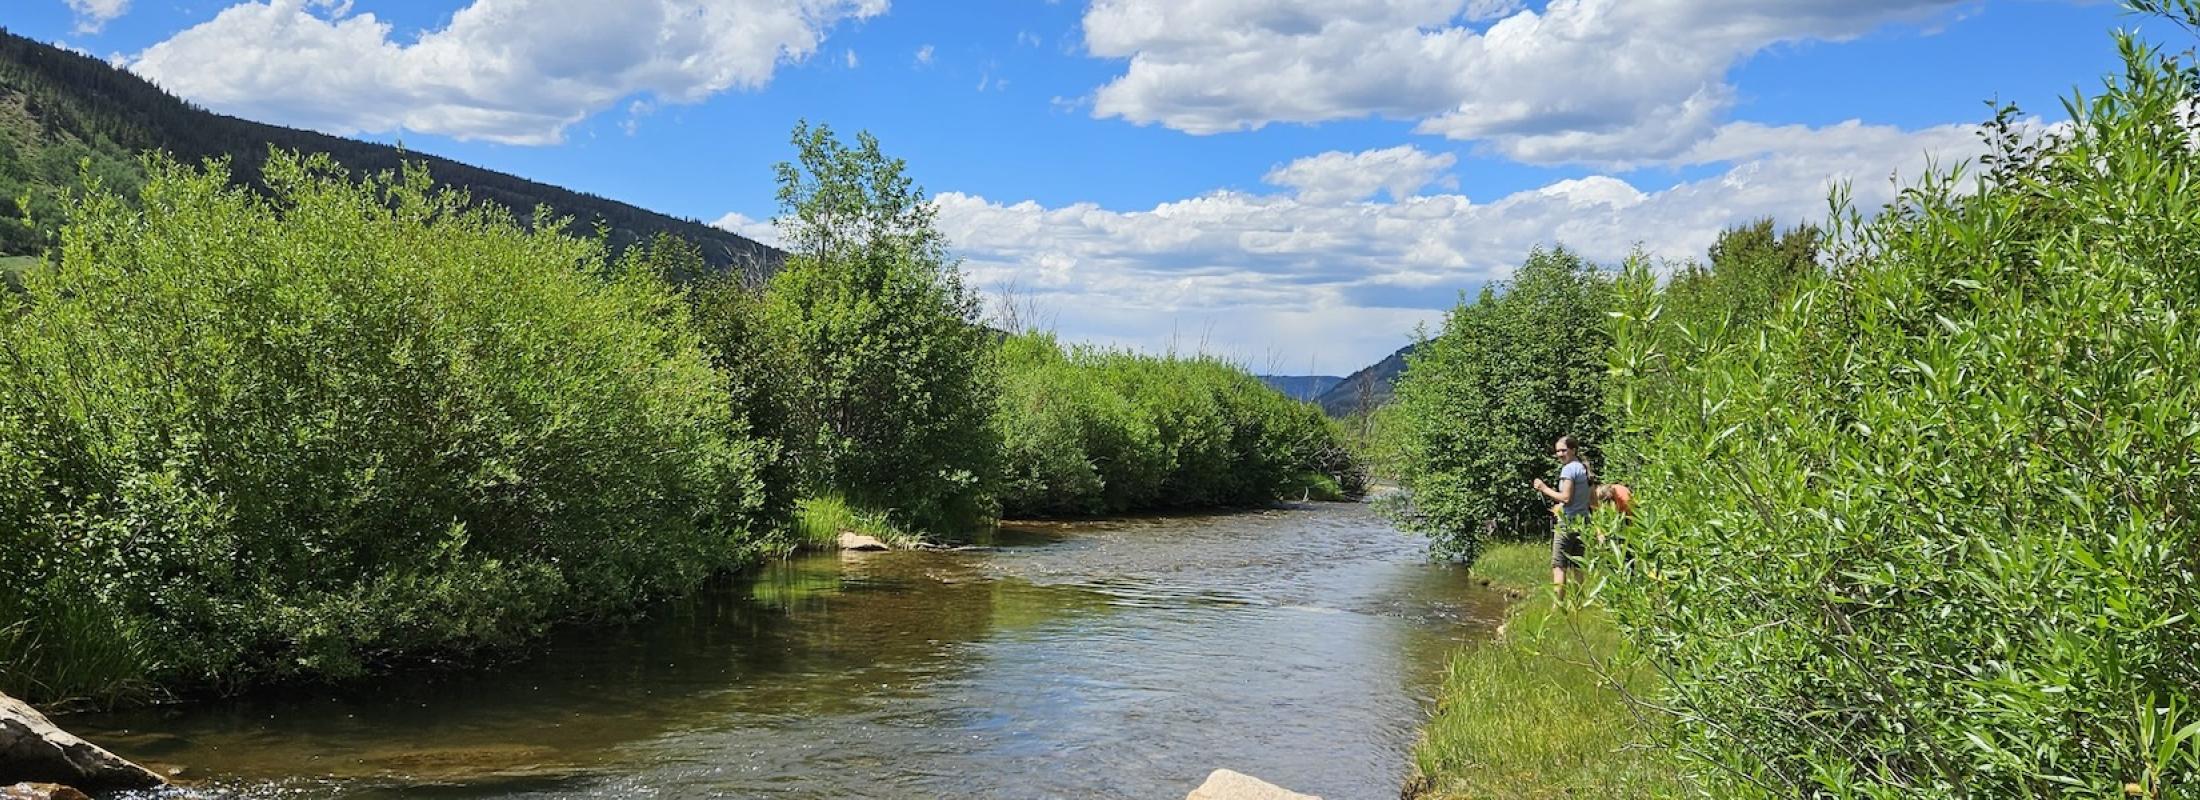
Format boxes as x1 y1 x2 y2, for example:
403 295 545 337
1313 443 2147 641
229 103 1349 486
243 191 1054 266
994 332 1361 517
1382 247 1615 564
0 153 773 702
1603 22 2200 794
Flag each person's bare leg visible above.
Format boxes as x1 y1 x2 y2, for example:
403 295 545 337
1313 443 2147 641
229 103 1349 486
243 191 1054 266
1551 566 1566 600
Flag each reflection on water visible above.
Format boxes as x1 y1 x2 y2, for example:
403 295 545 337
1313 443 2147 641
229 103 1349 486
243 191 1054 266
74 503 1505 799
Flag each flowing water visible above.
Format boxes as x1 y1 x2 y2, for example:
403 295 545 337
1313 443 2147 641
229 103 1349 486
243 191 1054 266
70 502 1504 799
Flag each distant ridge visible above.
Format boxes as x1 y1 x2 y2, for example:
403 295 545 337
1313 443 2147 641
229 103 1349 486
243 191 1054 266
1256 374 1344 402
0 29 780 283
1315 342 1418 418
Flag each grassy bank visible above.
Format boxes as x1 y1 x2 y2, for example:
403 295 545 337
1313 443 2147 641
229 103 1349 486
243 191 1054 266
790 495 922 550
1409 542 1691 798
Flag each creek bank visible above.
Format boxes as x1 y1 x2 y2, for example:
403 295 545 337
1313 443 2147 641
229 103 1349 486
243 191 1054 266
1403 542 1688 798
832 531 994 553
0 693 163 793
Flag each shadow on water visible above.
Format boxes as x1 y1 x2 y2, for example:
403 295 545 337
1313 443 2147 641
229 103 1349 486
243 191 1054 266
75 503 1506 800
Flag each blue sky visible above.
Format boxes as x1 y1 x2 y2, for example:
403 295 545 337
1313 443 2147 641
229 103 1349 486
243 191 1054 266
7 0 2147 373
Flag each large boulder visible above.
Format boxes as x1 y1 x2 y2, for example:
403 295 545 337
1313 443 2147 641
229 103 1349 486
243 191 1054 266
1186 769 1321 800
0 693 163 791
837 531 890 551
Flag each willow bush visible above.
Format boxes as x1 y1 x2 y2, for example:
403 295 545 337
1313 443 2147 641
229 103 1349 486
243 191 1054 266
1603 25 2200 796
994 332 1359 518
1382 247 1614 564
996 332 1161 516
0 152 773 703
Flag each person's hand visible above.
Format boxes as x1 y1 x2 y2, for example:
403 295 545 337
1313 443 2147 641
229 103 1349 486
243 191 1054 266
1532 478 1549 493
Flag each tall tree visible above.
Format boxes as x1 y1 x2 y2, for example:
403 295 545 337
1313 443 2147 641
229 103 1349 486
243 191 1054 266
760 121 998 534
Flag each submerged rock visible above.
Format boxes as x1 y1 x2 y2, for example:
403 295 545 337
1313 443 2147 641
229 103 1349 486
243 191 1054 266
2 784 91 800
0 693 164 791
1186 769 1321 800
838 531 891 551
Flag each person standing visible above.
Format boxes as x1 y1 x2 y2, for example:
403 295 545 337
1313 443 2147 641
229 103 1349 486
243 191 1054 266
1532 435 1593 599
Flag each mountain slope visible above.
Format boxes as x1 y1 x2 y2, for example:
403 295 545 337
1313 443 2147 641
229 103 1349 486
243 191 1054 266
1316 342 1418 417
0 29 779 283
1257 374 1344 401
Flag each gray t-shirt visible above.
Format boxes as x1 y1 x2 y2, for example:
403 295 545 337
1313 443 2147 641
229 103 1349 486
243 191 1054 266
1560 460 1593 519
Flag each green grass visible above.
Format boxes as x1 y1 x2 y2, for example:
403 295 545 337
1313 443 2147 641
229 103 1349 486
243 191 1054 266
790 494 921 550
1464 540 1555 589
1409 542 1693 799
0 590 158 708
1284 471 1349 502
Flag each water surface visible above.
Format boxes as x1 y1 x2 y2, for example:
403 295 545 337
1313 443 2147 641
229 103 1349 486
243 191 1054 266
73 502 1502 799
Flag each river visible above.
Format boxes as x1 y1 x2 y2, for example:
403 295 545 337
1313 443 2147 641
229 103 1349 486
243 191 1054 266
70 502 1503 799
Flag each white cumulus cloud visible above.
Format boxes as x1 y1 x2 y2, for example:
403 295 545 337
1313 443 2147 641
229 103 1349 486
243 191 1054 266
65 0 131 33
127 0 888 145
913 119 2003 373
709 210 782 248
1263 145 1460 204
1083 0 1970 164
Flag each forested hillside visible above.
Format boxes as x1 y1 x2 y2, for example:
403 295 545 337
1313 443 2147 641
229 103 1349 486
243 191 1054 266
0 29 779 283
1316 342 1416 417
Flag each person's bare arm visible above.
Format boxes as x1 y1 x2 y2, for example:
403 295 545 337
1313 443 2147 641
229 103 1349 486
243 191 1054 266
1532 478 1574 503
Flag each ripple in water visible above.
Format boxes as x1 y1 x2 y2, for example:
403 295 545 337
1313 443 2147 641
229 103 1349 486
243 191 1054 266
71 502 1507 800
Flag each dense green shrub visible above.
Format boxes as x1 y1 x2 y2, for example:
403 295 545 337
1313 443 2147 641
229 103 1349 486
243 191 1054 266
0 153 773 703
1601 220 1822 484
1650 219 1821 375
752 122 999 535
996 333 1162 516
1603 27 2200 796
994 332 1359 517
670 240 800 532
1383 247 1615 564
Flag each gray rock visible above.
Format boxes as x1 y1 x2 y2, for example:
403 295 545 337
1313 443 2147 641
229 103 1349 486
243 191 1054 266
1186 769 1321 800
837 532 890 551
0 693 164 791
